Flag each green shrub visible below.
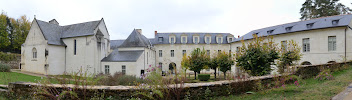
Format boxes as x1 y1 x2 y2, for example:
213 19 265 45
295 66 320 79
0 63 10 72
0 52 18 62
315 69 334 81
198 74 210 81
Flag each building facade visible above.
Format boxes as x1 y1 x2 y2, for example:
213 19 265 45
21 14 352 77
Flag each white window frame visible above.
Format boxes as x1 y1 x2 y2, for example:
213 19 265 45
181 36 187 44
193 36 199 44
182 50 186 56
205 36 211 44
105 65 110 75
169 36 175 44
159 50 162 57
328 36 336 51
122 65 126 74
32 48 37 60
171 50 174 57
303 38 310 52
158 37 163 42
217 37 223 44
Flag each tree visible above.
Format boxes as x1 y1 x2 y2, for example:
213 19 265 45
217 51 234 79
181 54 190 77
278 40 302 74
188 48 209 79
235 35 279 76
300 0 352 20
208 54 219 79
0 12 10 51
0 11 30 53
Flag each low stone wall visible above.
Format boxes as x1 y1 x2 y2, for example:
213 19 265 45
8 62 351 99
8 75 279 99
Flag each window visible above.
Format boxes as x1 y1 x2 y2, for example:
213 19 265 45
105 65 109 74
303 38 310 52
229 38 233 42
170 37 175 44
147 52 148 64
158 37 163 42
194 37 199 44
281 40 287 51
74 39 77 55
306 23 314 28
267 30 274 34
206 37 211 44
32 48 37 59
159 50 162 57
122 65 126 74
217 37 222 44
328 36 336 51
332 20 339 25
159 63 162 70
218 50 221 54
236 47 240 53
171 50 174 57
182 36 187 44
285 26 293 31
182 50 186 56
207 50 210 56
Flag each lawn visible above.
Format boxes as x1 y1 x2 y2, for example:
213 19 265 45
215 66 352 100
0 72 45 85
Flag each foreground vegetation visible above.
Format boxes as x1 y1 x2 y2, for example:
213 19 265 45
216 66 352 100
0 72 44 85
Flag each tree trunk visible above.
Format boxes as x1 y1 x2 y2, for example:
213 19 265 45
224 71 226 80
194 71 197 80
214 69 217 79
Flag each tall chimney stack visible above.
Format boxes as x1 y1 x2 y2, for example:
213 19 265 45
136 29 142 34
154 31 157 36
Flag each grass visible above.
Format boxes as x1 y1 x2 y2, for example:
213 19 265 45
215 66 352 100
0 72 45 85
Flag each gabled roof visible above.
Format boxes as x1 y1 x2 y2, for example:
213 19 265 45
234 14 352 42
35 18 103 46
119 29 151 47
101 48 143 62
153 33 234 44
110 40 125 50
36 20 65 46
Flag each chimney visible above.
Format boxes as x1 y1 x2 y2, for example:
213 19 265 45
154 31 157 36
136 29 142 34
49 19 59 25
238 35 240 38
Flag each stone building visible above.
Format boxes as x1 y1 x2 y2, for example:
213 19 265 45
21 14 352 76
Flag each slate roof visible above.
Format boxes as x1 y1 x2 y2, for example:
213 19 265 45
101 49 143 62
153 33 234 44
110 40 125 50
35 19 102 46
233 14 352 42
119 29 151 47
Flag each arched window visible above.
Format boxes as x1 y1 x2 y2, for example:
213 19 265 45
32 48 37 59
301 61 312 65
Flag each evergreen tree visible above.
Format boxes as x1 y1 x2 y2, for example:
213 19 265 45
300 0 352 20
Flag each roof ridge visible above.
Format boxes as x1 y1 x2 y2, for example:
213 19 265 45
157 32 230 34
61 20 101 27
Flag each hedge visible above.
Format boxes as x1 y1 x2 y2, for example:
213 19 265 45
198 74 210 81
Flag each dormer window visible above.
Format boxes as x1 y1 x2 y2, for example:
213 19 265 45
193 36 199 44
332 20 339 25
205 36 211 44
158 37 163 42
267 30 274 34
181 36 187 44
306 23 314 28
285 26 293 31
170 37 175 44
217 37 223 44
229 38 233 42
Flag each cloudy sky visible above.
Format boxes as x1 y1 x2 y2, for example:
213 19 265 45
1 0 351 40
